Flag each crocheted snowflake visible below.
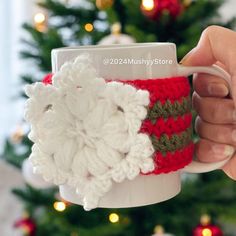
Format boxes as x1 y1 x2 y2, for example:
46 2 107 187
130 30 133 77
25 55 155 210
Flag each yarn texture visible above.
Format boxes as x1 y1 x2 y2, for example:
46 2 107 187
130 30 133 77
25 55 155 210
123 77 193 175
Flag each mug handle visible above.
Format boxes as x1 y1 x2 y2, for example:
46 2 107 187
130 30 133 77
177 64 233 173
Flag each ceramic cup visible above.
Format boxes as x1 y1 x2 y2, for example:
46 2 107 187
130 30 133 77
51 43 232 208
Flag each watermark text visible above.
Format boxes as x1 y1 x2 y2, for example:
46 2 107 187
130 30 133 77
103 58 173 66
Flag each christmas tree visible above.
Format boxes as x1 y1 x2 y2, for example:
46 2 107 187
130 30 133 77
2 0 236 235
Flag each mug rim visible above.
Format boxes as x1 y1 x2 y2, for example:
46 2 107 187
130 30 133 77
52 42 176 52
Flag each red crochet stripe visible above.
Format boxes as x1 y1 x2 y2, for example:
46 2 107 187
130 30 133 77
143 142 194 175
123 77 190 106
140 113 192 138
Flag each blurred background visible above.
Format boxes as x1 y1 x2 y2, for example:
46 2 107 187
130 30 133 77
0 0 236 235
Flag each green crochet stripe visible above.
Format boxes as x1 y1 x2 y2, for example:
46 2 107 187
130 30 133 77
147 96 191 121
151 127 192 154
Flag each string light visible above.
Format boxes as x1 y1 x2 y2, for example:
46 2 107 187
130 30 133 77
11 126 24 143
183 0 192 7
33 12 47 32
53 201 66 212
34 13 46 24
96 0 114 10
154 225 164 234
141 0 155 11
84 23 94 32
109 213 119 223
202 228 212 236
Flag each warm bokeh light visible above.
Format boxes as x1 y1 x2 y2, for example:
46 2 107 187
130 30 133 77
200 214 211 226
202 228 212 236
141 0 155 11
53 201 66 212
34 13 46 24
84 23 94 32
109 213 119 223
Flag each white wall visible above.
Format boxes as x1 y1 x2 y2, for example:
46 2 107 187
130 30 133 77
0 0 35 153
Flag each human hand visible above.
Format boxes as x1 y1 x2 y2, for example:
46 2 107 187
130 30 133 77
181 25 236 180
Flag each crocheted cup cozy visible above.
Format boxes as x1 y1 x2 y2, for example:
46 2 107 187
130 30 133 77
123 77 194 175
43 75 194 175
33 57 195 211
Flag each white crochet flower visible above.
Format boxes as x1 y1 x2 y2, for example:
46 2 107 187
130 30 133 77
25 55 155 210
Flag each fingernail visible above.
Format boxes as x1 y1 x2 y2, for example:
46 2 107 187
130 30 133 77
212 144 235 157
180 47 196 64
208 83 229 96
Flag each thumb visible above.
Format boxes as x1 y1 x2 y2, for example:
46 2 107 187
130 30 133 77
181 25 236 105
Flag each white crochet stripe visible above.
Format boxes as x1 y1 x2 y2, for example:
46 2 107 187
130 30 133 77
25 54 155 210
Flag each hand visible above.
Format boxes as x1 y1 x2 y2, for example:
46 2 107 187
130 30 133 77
181 25 236 180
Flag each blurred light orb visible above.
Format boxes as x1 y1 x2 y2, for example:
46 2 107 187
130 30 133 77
142 0 155 11
109 213 119 223
85 23 94 32
54 201 66 212
34 13 46 24
202 229 212 236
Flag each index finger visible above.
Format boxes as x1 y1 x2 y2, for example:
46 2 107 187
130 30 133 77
181 26 236 105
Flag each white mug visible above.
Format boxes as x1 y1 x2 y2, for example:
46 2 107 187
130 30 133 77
51 43 231 209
